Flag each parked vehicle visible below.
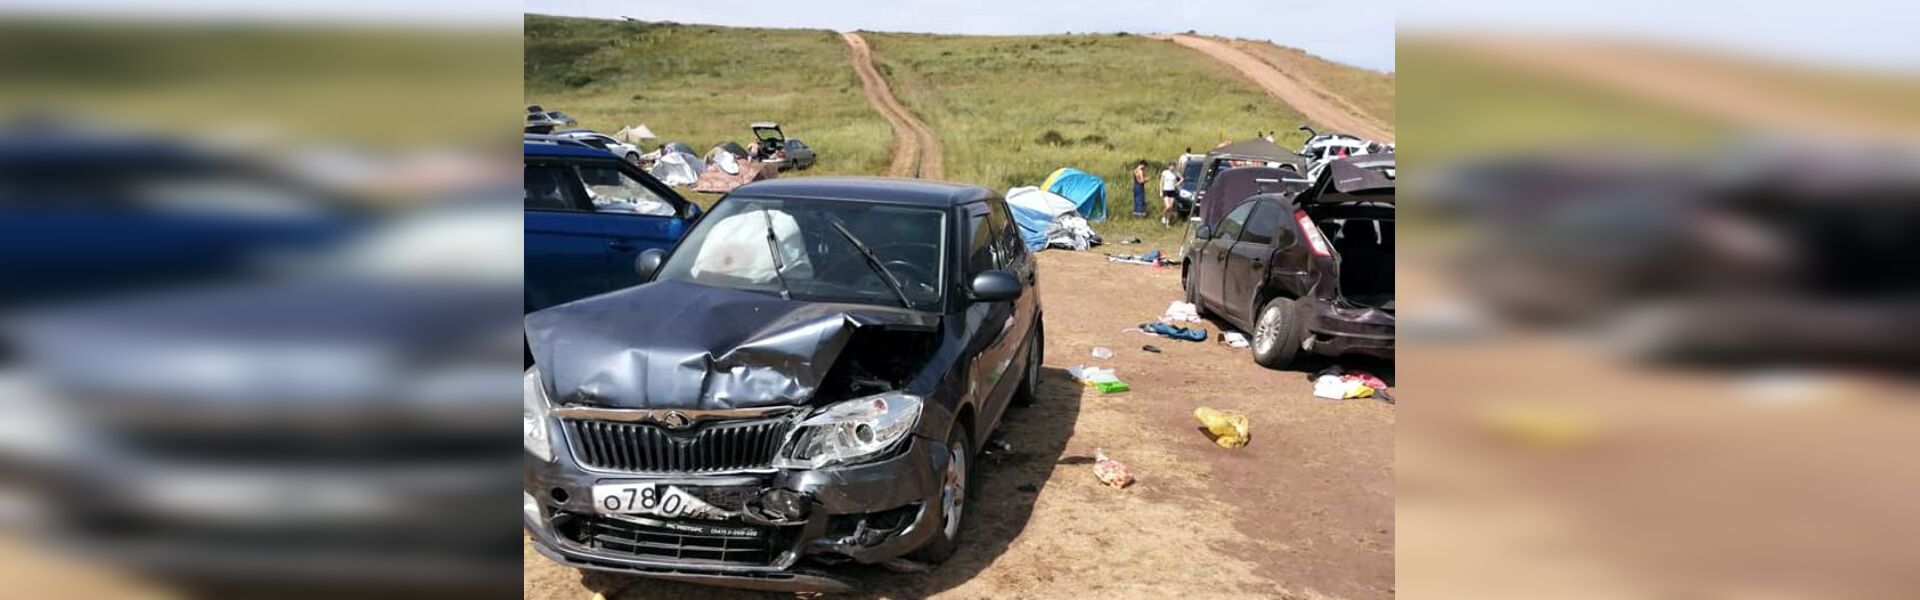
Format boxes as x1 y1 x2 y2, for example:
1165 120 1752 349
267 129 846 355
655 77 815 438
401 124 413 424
749 122 816 171
1174 152 1205 218
2 205 523 586
524 140 702 314
1182 154 1394 368
526 113 563 135
0 126 359 309
523 177 1045 593
1297 126 1386 179
545 111 578 127
554 129 646 164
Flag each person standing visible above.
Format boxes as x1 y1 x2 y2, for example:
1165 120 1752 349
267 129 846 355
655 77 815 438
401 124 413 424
1159 161 1180 226
1130 160 1149 217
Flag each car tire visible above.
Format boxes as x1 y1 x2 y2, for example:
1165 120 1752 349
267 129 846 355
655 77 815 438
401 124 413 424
911 420 973 564
1013 320 1044 406
1182 263 1206 317
1252 297 1305 369
625 152 641 164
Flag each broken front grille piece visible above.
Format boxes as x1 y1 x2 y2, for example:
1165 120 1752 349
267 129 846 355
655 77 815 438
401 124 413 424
559 512 799 567
563 417 794 473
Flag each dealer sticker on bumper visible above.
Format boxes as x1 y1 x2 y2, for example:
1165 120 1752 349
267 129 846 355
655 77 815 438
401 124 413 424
591 483 729 520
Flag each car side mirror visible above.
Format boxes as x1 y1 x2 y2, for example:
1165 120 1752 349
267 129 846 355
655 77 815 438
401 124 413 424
968 270 1023 302
682 202 703 221
1194 225 1213 240
634 248 667 282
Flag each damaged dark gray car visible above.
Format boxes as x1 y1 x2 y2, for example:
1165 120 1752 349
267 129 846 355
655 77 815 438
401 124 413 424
522 178 1044 593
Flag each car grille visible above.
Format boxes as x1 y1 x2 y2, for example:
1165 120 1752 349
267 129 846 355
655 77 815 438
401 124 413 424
559 513 796 567
562 418 793 473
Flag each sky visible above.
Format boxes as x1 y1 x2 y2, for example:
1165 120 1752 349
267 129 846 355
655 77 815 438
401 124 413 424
527 0 1398 72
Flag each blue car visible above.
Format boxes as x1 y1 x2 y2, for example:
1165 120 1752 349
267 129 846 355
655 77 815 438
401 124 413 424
0 128 360 309
524 139 702 313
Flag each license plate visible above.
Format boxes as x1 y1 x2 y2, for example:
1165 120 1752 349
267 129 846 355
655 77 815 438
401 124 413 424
591 483 728 520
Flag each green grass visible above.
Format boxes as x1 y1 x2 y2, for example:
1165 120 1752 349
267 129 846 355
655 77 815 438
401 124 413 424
1231 40 1395 129
524 17 1395 255
525 14 891 176
865 31 1345 251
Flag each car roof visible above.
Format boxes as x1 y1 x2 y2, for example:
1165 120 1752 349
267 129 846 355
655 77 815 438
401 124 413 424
523 139 620 159
728 177 992 207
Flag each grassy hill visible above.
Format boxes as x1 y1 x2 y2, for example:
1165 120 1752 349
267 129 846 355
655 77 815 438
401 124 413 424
525 15 1396 247
525 14 892 176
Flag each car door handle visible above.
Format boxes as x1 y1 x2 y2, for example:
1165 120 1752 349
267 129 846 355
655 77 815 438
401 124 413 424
606 241 635 252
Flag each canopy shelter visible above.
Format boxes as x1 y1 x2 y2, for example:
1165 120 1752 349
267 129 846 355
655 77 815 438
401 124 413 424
615 124 657 144
1040 167 1108 222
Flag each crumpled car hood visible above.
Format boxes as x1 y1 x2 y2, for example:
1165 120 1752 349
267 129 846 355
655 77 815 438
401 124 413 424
525 279 938 409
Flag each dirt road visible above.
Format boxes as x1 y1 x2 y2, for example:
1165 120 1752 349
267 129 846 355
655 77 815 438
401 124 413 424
1161 35 1393 142
842 32 944 180
524 251 1394 599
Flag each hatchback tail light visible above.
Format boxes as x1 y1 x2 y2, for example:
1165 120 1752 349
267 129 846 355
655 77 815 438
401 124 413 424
1296 210 1333 257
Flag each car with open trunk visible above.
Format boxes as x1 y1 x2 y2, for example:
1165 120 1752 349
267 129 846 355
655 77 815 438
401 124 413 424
1183 154 1394 368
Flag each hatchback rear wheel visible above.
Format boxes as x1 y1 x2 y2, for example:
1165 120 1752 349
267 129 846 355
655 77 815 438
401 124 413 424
1252 297 1305 369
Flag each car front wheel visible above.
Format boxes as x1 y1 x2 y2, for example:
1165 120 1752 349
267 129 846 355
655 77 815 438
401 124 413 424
1014 320 1044 406
911 420 972 563
1252 297 1305 369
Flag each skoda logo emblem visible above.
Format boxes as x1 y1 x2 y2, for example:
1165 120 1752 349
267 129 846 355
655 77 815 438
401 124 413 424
658 411 691 429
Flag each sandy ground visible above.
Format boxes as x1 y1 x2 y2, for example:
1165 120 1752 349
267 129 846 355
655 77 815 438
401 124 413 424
1159 35 1394 143
842 33 945 180
524 250 1395 599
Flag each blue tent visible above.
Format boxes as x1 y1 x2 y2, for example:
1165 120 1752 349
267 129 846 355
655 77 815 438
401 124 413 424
1041 167 1107 222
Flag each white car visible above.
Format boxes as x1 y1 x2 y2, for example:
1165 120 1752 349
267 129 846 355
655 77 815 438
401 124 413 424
554 130 646 164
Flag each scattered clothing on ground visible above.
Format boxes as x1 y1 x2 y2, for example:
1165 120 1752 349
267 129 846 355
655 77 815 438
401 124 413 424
1162 301 1202 323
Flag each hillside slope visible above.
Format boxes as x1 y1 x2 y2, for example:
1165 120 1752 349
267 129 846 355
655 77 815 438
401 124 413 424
524 14 892 175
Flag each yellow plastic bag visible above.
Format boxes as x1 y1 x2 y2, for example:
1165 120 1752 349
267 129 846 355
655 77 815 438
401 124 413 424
1193 407 1250 448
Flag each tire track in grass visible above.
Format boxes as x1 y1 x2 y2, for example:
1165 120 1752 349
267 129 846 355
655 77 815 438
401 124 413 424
842 32 944 179
1159 34 1394 142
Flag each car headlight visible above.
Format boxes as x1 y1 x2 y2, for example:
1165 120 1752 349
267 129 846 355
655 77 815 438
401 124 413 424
776 392 922 469
1179 189 1192 199
523 368 554 462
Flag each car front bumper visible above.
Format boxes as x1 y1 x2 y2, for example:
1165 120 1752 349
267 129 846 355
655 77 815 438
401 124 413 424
522 434 952 593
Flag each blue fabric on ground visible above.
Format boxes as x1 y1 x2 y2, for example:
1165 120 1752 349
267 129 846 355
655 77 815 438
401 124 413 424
1146 321 1207 341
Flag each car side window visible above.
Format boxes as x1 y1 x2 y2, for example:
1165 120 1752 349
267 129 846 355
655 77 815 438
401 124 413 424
1240 200 1286 246
1216 202 1255 241
525 163 584 211
967 211 994 275
985 199 1021 268
573 163 677 217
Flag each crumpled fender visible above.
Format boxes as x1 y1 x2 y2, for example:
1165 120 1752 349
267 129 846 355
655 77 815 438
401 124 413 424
525 279 937 409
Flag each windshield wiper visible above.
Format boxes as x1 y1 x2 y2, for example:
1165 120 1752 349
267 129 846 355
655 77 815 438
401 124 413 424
759 207 793 300
826 216 913 309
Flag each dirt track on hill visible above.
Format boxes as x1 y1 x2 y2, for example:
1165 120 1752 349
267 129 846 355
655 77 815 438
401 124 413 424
1161 35 1394 142
523 251 1394 600
842 32 944 179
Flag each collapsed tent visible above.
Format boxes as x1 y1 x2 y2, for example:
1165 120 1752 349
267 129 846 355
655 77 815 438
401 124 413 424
1006 186 1100 251
1040 167 1108 222
649 151 705 186
692 160 778 193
